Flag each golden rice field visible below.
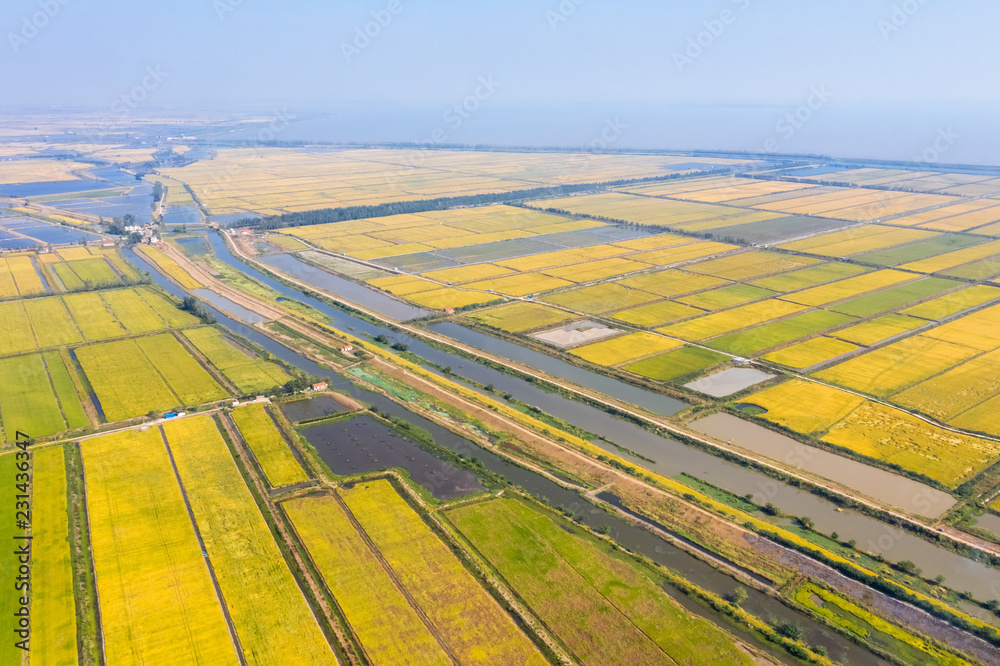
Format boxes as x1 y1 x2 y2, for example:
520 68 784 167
822 400 1000 487
2 255 46 297
284 494 454 666
495 244 624 272
464 272 573 297
617 269 727 297
628 241 738 266
831 314 926 346
899 239 1000 274
540 257 652 282
165 416 336 665
0 159 94 184
162 148 747 214
539 192 778 229
405 287 497 309
780 269 915 307
685 250 819 280
29 446 77 666
761 337 859 369
465 301 575 333
183 327 291 394
657 299 808 341
922 303 1000 351
815 335 979 397
745 379 866 434
611 300 704 327
231 404 308 487
570 332 682 366
890 199 1000 227
625 177 818 203
422 262 514 284
900 285 1000 320
341 480 546 664
779 226 939 257
543 282 660 315
83 427 238 664
896 349 1000 422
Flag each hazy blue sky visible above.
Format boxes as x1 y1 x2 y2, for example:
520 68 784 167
2 0 998 161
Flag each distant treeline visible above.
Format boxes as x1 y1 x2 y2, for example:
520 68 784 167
238 170 726 231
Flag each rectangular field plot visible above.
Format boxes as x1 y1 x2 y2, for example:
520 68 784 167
136 334 229 406
6 255 46 296
896 349 1000 422
63 292 126 340
77 335 225 421
623 346 728 382
367 275 438 296
940 255 1000 280
899 239 1000 274
685 250 818 280
0 354 75 441
611 300 704 327
831 315 927 346
283 495 454 666
676 284 774 310
570 332 681 367
815 335 978 397
540 192 744 227
779 225 938 257
30 446 76 666
55 257 120 288
449 498 757 666
183 327 291 394
707 310 855 356
494 244 623 272
827 277 962 317
761 337 859 369
542 283 661 314
699 214 850 245
100 288 169 334
22 297 82 348
231 404 307 487
83 428 238 665
744 379 866 435
541 257 651 282
657 299 809 341
629 241 737 266
855 234 985 266
617 269 727 298
464 302 575 333
921 304 1000 351
823 400 1000 487
42 350 89 430
421 263 514 284
779 269 915 307
900 285 1000 321
404 287 497 310
340 480 546 664
464 272 573 297
165 416 336 665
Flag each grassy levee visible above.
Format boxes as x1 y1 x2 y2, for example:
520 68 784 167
230 403 308 488
341 479 548 665
164 415 338 666
793 583 973 666
65 443 102 666
283 493 453 665
448 496 757 665
30 446 77 665
82 427 238 665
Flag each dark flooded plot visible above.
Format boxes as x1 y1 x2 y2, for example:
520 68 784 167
299 414 485 500
280 395 348 422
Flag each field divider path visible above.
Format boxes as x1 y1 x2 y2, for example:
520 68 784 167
330 490 462 665
217 412 363 666
159 425 248 666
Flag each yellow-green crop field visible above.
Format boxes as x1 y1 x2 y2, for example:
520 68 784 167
465 301 575 333
341 480 546 664
22 297 83 348
610 232 692 251
750 262 870 292
52 257 119 290
541 257 652 282
831 314 926 346
539 191 764 228
899 285 1000 320
899 240 1000 274
896 349 1000 423
83 428 238 664
570 332 682 366
165 416 336 665
464 272 573 296
761 336 859 369
891 199 1000 227
780 269 914 307
495 244 624 272
77 334 225 421
780 226 938 257
922 304 1000 351
685 250 819 280
658 299 808 341
136 245 203 289
0 353 87 441
745 379 866 435
823 400 1000 487
611 300 704 327
1 255 46 297
405 287 497 309
815 335 979 397
617 269 727 297
629 241 738 266
0 159 94 184
422 262 514 284
368 274 438 296
284 494 455 665
29 446 77 666
675 283 774 310
232 404 308 487
543 282 660 314
183 327 291 394
624 346 728 382
449 498 757 666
